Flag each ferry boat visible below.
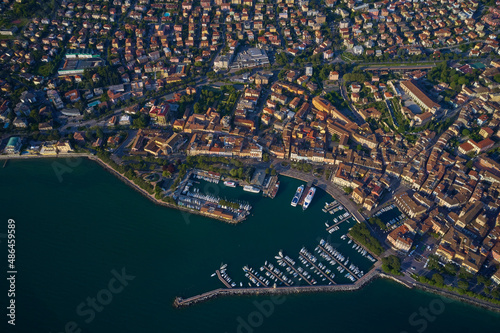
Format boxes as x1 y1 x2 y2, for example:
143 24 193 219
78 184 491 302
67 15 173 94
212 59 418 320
223 181 237 187
291 185 305 207
243 185 260 193
302 187 316 210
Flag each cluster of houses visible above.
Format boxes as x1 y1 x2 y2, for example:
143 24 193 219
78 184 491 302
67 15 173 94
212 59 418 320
338 0 500 59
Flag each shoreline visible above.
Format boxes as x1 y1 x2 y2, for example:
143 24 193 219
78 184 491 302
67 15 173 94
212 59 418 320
4 153 500 314
0 153 242 224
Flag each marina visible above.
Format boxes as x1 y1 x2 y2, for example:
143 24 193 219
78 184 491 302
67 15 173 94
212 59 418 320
261 263 291 286
299 247 336 285
326 214 353 233
195 176 377 292
278 252 315 286
317 240 359 281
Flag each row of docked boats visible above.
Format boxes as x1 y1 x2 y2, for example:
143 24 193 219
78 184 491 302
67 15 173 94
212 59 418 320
243 265 271 287
290 185 316 209
386 214 406 227
322 201 339 214
299 247 336 284
340 234 376 262
373 204 396 217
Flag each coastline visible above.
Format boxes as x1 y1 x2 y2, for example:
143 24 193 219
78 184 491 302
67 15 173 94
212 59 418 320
0 153 242 224
4 153 500 314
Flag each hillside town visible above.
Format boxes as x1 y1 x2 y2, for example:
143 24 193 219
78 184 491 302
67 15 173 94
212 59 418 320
2 0 500 304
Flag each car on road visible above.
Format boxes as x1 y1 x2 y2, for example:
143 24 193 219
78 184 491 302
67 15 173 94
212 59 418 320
411 266 416 271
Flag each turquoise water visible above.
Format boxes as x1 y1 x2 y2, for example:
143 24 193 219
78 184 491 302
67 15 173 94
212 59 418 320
0 159 499 332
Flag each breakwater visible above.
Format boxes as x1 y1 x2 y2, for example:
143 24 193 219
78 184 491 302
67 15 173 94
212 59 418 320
174 266 381 308
174 270 500 314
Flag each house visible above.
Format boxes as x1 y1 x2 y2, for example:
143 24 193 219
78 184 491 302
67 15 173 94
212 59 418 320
329 71 339 81
3 137 21 154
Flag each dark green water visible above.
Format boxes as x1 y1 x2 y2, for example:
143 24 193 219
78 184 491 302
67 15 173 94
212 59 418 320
0 159 499 333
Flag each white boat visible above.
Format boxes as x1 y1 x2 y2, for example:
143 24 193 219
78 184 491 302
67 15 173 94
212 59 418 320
243 185 260 193
223 181 237 187
291 185 304 207
302 187 316 210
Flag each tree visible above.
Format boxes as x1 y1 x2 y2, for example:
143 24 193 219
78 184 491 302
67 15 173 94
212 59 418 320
193 102 201 114
457 279 469 291
262 153 270 162
432 273 444 286
477 275 488 286
344 187 353 195
162 170 172 178
494 74 500 84
96 128 104 139
382 255 401 275
427 255 442 272
461 128 470 136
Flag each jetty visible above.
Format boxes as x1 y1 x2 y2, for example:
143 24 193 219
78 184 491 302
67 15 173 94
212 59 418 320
299 252 336 285
245 268 268 287
317 244 359 281
262 265 290 286
174 266 381 308
216 270 232 289
281 257 314 286
326 215 351 232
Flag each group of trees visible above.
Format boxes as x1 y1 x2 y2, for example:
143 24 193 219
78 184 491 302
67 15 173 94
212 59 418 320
291 161 313 173
348 222 384 256
82 66 121 89
368 216 387 231
97 152 155 194
343 72 367 83
324 91 348 110
382 255 401 275
427 62 479 93
185 155 254 182
194 88 221 114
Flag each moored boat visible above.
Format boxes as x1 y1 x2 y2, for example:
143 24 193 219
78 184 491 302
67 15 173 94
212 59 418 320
291 185 304 207
302 187 316 210
223 180 237 187
243 185 260 193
